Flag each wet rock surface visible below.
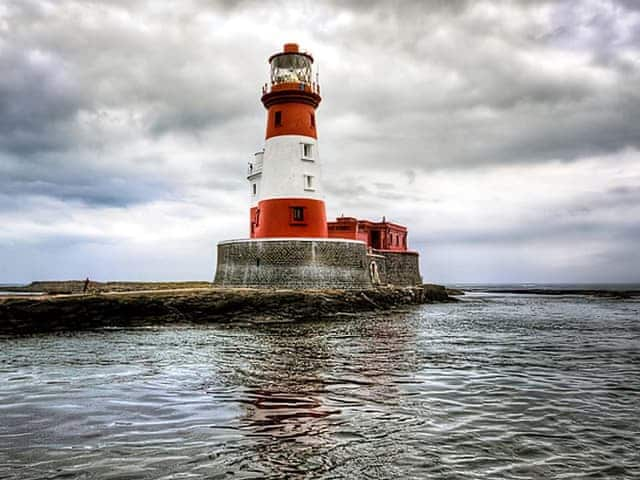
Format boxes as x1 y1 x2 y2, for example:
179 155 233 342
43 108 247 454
0 284 453 336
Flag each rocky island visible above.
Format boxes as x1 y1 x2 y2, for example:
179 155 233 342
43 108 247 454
0 282 455 336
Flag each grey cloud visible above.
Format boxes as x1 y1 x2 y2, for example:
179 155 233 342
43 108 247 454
313 0 640 172
0 152 174 208
0 0 262 207
617 0 640 12
0 48 85 155
1 175 168 208
561 184 640 216
608 185 640 196
1 0 639 282
413 183 640 247
420 218 640 246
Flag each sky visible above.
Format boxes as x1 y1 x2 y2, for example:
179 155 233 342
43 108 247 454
1 0 639 284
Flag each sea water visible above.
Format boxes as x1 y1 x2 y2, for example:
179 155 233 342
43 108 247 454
1 291 638 478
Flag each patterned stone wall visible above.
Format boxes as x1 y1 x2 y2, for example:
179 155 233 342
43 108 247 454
214 239 373 289
214 239 423 289
376 251 422 286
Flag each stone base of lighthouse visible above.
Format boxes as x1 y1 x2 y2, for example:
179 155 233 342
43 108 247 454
214 238 422 289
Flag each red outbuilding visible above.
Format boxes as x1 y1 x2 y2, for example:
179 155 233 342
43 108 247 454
328 216 410 252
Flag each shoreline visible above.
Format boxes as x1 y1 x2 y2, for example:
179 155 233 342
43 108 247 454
0 284 455 336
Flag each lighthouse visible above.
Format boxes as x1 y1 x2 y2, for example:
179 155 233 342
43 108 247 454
214 43 422 289
248 43 327 239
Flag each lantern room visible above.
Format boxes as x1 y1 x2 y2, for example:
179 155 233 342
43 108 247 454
263 43 320 98
269 44 313 86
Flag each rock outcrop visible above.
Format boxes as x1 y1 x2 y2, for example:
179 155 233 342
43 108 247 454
0 284 454 336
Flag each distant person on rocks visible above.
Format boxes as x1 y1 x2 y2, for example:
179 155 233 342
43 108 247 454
83 277 90 293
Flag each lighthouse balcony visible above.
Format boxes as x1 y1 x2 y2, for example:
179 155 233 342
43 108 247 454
247 165 262 179
262 82 320 95
247 152 264 179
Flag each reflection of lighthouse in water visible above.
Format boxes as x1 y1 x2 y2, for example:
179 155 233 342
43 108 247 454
223 317 420 475
248 43 327 239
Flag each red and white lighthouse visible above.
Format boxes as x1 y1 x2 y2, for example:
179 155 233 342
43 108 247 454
247 43 328 238
215 42 422 288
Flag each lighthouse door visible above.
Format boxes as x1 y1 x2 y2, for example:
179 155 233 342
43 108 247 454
370 231 381 250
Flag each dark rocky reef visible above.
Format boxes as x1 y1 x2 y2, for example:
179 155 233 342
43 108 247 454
482 288 640 299
444 288 465 296
0 284 453 336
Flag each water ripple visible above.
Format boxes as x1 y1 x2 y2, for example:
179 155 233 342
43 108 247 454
1 294 639 478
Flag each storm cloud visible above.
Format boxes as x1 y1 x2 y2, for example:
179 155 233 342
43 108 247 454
1 0 638 283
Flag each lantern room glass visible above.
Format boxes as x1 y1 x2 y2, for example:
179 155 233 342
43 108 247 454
270 54 312 85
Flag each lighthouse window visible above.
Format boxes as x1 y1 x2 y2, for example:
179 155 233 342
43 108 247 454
274 111 282 127
310 113 315 127
292 206 304 221
271 53 312 85
304 174 314 190
302 143 313 159
252 183 257 195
